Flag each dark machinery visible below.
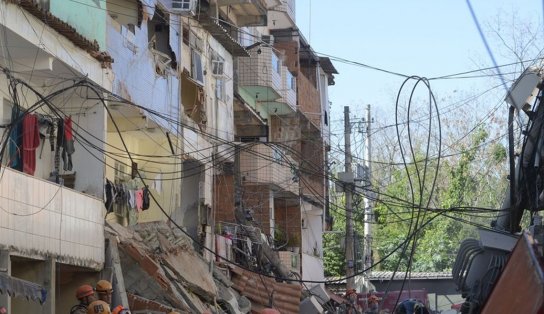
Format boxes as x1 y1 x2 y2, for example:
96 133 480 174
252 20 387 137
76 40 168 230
452 68 544 313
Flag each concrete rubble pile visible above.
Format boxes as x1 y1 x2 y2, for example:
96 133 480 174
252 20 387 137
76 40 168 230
106 221 251 314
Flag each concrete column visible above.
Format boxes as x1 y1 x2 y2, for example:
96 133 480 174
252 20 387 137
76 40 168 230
43 258 55 314
0 250 11 313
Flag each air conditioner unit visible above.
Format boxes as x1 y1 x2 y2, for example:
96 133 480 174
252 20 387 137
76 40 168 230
172 0 197 16
261 34 274 45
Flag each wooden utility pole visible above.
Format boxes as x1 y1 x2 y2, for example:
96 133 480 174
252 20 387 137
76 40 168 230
344 106 355 289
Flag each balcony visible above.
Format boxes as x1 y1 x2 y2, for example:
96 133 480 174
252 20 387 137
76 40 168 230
268 0 296 29
279 67 297 112
240 143 298 196
238 46 283 102
0 168 104 270
216 0 269 26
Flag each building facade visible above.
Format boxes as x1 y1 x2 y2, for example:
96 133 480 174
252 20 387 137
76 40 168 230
0 0 336 312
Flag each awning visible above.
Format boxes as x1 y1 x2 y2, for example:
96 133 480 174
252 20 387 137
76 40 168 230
0 273 46 304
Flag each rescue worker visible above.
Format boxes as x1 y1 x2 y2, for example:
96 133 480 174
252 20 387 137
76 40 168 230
394 299 430 314
70 284 96 314
111 305 131 314
95 280 113 305
86 300 111 314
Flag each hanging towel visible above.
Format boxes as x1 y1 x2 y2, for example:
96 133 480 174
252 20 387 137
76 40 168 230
22 114 40 175
135 189 143 212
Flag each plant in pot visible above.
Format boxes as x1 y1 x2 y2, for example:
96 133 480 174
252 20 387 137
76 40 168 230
287 232 300 253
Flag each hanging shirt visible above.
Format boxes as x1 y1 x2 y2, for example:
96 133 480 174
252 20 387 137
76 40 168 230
62 116 75 171
22 113 40 175
8 105 23 170
135 189 144 212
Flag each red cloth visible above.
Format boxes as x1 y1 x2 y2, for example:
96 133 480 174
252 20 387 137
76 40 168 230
64 116 73 141
22 114 40 175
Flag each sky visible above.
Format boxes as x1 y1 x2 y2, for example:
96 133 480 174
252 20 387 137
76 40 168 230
295 0 543 124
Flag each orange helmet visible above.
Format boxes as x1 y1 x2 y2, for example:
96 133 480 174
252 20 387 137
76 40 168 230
112 305 131 314
76 284 94 299
96 280 113 294
87 300 111 314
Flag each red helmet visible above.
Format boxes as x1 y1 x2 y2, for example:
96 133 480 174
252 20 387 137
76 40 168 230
76 284 94 299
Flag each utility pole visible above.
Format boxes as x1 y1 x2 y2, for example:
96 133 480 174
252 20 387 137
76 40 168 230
363 104 373 274
344 106 355 290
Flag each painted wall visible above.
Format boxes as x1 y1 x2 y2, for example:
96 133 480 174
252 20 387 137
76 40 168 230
105 130 180 224
10 259 44 313
301 201 325 286
50 0 106 49
106 4 180 133
0 2 109 87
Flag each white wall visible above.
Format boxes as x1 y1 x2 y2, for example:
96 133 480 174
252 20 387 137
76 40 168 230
106 3 180 133
301 200 325 286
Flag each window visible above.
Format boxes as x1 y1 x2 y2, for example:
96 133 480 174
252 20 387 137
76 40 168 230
324 111 328 126
212 59 224 76
287 71 296 90
191 50 204 85
172 0 192 10
271 53 281 74
211 53 225 77
216 79 226 102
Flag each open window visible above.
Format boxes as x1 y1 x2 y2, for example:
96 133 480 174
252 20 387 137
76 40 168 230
147 6 177 73
189 32 204 85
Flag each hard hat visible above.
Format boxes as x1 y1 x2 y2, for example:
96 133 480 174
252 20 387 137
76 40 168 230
96 280 113 294
76 284 95 299
112 305 131 314
87 300 111 314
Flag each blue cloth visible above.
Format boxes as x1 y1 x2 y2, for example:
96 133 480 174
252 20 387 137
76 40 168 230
8 106 23 171
0 273 46 304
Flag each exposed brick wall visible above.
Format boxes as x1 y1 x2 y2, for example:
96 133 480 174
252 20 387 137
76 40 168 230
297 73 321 128
242 185 271 234
214 174 235 223
274 41 299 75
270 116 301 156
275 204 301 247
300 138 324 199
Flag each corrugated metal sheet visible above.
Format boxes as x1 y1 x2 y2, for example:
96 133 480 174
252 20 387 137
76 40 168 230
482 232 544 314
230 265 301 314
0 167 104 270
326 271 453 284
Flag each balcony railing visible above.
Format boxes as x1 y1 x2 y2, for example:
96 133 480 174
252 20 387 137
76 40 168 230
240 143 298 196
267 0 295 29
0 167 104 270
237 47 282 102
